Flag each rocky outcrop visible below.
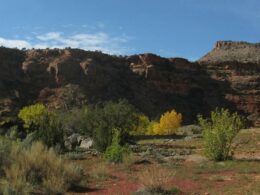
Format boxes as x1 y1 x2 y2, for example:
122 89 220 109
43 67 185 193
199 41 260 63
0 41 259 127
198 41 260 126
0 47 25 125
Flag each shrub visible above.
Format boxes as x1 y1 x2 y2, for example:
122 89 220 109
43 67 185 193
131 114 150 135
5 126 20 140
18 104 49 130
138 164 175 192
18 104 64 148
104 128 130 163
152 110 182 135
0 138 12 174
146 121 157 135
57 108 86 135
198 108 245 161
33 113 64 149
2 142 83 194
82 100 138 152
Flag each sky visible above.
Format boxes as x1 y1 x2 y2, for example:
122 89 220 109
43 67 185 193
0 0 259 60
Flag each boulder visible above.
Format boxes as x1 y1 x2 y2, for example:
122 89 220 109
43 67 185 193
79 138 93 149
65 133 87 150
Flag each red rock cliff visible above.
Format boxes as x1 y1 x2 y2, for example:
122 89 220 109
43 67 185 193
0 41 259 126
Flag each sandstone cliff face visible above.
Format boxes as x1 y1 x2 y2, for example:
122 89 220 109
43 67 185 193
199 41 260 126
199 41 260 63
0 41 259 127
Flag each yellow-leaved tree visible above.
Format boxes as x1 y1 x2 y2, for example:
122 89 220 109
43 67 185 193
18 104 49 129
153 110 182 135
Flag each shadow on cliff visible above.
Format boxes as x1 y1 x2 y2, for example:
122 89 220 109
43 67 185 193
62 53 239 125
0 48 246 126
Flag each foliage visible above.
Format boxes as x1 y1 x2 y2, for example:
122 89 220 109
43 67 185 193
18 104 64 148
131 114 150 135
18 104 49 130
1 142 83 194
145 121 157 135
20 133 35 149
33 113 64 149
152 110 182 135
0 138 12 174
104 128 130 163
198 108 245 161
81 99 138 152
5 126 20 140
57 108 85 135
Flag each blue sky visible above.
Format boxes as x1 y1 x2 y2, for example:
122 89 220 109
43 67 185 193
0 0 259 60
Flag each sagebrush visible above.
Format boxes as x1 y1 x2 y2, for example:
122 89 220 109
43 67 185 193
1 141 82 194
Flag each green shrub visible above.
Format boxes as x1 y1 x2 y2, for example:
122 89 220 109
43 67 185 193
5 126 19 140
57 108 86 135
131 114 150 135
2 142 83 194
33 113 64 149
82 100 138 152
104 129 130 163
18 104 64 149
0 138 12 174
198 108 245 161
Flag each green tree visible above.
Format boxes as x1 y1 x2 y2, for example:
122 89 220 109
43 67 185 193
81 100 138 152
198 108 245 161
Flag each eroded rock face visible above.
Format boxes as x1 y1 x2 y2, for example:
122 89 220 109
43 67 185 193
0 47 25 123
0 41 259 126
198 41 260 126
199 41 260 63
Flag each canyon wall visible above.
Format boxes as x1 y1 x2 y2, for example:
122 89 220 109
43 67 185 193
0 41 259 126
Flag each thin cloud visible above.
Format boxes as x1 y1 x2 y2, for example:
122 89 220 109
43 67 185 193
0 37 31 48
0 31 134 54
36 32 62 41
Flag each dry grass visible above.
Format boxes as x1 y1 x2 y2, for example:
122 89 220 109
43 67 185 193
138 164 175 192
90 161 110 181
1 142 83 194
